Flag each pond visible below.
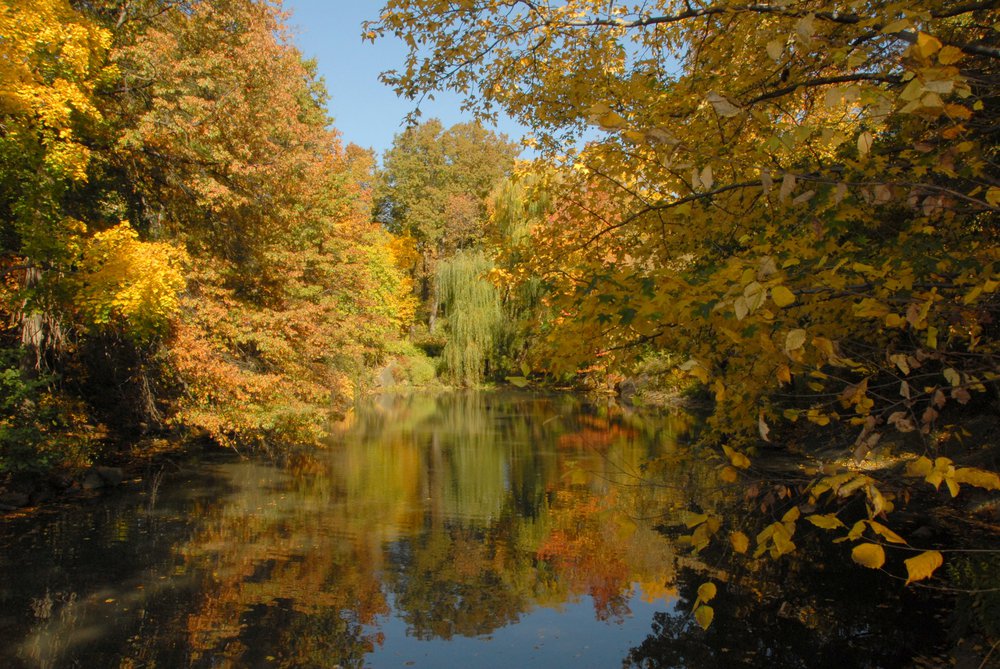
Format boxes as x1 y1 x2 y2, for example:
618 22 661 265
0 392 951 668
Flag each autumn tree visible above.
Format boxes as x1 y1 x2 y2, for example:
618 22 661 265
1 0 411 471
368 0 1000 603
375 119 519 330
83 0 411 446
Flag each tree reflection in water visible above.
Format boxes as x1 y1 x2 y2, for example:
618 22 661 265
0 391 959 668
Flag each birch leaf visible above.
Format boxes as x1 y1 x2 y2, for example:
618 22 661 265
904 551 944 585
851 543 886 569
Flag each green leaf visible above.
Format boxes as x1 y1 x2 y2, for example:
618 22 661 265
506 376 530 388
904 551 944 585
851 543 885 569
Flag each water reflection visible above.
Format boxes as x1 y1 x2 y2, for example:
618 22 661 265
0 392 947 668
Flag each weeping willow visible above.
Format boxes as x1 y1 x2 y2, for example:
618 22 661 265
437 250 503 386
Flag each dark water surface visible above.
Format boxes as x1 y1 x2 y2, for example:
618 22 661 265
0 392 947 668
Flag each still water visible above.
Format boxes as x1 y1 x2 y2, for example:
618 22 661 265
0 392 946 668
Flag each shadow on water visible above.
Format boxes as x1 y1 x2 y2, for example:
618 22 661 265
0 391 954 668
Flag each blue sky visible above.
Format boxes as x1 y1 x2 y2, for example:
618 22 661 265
284 1 529 159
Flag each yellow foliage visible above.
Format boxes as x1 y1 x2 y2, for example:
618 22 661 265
384 232 421 328
904 551 944 585
694 604 714 630
851 543 886 570
696 581 717 603
75 222 188 339
0 0 112 180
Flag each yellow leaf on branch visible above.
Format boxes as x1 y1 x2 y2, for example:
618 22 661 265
694 604 714 630
904 551 944 585
851 543 886 569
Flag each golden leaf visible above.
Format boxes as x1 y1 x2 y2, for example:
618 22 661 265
914 33 942 59
806 514 845 530
720 465 739 483
953 467 1000 491
867 521 907 545
731 531 750 554
694 604 714 630
905 456 934 478
597 110 626 129
851 543 886 569
771 285 796 307
731 450 751 470
697 581 717 603
904 551 944 585
937 45 963 65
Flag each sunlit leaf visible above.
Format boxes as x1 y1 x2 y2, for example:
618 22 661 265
867 521 906 545
906 456 934 478
953 467 1000 491
697 581 717 603
937 45 963 65
904 551 944 585
914 33 942 59
694 604 714 630
781 506 800 523
771 285 796 307
727 447 751 470
851 543 886 569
